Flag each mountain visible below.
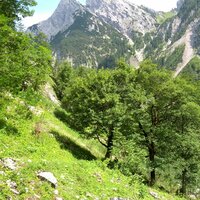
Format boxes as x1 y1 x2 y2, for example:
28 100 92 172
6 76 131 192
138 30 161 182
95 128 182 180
51 9 132 68
27 0 158 68
28 0 84 40
144 0 200 76
86 0 157 37
28 0 200 72
85 0 158 66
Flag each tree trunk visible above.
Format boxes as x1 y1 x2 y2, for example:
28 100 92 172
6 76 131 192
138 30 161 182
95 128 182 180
105 131 114 159
149 141 156 186
180 169 187 195
138 121 156 186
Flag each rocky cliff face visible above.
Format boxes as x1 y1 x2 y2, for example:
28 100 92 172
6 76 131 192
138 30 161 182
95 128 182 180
51 9 132 67
144 0 200 76
27 0 138 67
86 0 157 37
28 0 83 40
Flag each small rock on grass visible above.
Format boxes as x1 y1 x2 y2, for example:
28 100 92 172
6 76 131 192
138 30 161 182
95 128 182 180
0 171 5 175
149 191 160 199
1 158 17 170
37 171 57 188
55 197 63 200
189 195 197 200
54 189 59 195
6 180 19 195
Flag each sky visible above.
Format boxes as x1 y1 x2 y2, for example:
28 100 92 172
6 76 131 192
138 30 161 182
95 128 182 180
22 0 178 28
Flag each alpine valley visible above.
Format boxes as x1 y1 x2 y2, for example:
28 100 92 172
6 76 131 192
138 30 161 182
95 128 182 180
28 0 200 72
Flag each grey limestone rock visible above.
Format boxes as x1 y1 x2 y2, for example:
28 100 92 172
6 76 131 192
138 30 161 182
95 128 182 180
37 171 58 188
6 180 20 195
55 198 63 200
1 158 17 170
149 191 159 199
86 0 157 37
28 0 83 40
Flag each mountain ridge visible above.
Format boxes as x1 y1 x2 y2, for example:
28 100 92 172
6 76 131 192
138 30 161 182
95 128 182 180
28 0 84 40
86 0 157 37
27 0 200 72
51 9 132 67
144 0 200 75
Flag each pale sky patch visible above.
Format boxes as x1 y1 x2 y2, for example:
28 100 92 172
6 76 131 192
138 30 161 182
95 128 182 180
22 12 51 28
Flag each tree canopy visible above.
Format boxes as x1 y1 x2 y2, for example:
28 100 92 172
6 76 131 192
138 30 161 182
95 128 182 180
0 1 52 93
0 16 52 93
55 59 200 195
0 0 36 26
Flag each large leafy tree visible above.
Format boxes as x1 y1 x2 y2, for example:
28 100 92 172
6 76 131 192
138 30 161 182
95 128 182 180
61 60 137 159
131 60 200 190
0 0 36 26
0 0 51 92
62 68 125 159
0 15 52 92
165 80 200 194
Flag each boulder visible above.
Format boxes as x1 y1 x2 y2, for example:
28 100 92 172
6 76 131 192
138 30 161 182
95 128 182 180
37 172 58 188
149 191 159 199
1 158 17 170
189 194 197 199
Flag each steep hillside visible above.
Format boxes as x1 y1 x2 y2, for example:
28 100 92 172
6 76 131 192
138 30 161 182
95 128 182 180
144 0 200 75
0 89 186 200
2 1 198 198
51 9 132 68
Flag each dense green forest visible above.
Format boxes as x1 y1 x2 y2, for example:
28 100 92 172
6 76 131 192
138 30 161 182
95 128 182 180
0 0 200 199
54 60 200 196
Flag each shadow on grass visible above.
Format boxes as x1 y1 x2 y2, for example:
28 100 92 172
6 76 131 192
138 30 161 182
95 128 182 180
51 130 96 161
54 108 69 124
0 119 19 135
54 108 84 136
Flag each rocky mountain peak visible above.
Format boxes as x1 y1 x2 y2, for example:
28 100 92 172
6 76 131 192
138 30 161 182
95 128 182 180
86 0 157 37
28 0 83 40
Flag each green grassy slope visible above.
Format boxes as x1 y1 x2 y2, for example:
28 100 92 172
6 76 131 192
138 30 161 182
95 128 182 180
0 89 185 200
